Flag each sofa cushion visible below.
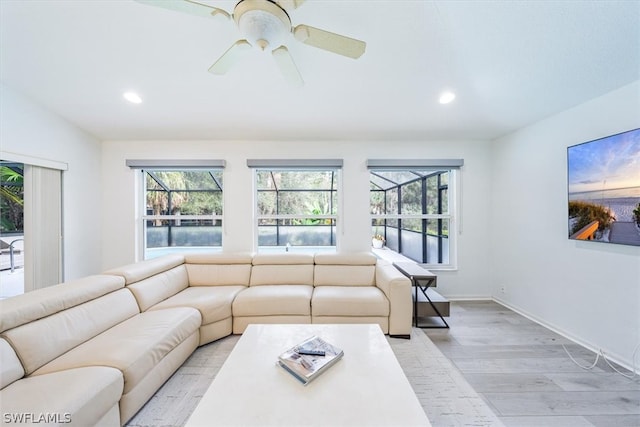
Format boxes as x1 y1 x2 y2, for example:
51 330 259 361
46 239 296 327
0 366 123 426
184 252 253 265
314 265 375 287
2 288 140 375
185 252 253 287
187 264 252 286
104 254 185 285
0 275 125 333
312 286 389 317
148 286 246 324
232 285 312 316
250 253 314 286
252 253 314 265
32 307 201 394
186 264 251 287
313 252 377 265
125 265 190 312
0 338 23 389
313 252 377 287
250 264 314 286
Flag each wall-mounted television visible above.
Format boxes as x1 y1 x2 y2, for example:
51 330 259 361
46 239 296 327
567 128 640 246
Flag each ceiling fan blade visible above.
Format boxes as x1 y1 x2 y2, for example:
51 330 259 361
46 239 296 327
208 40 252 75
293 24 366 59
134 0 231 20
272 46 304 87
275 0 305 11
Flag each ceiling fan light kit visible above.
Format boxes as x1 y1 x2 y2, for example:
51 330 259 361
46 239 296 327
234 0 291 50
135 0 366 86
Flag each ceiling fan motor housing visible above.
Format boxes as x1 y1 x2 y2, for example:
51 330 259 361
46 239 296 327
234 0 292 50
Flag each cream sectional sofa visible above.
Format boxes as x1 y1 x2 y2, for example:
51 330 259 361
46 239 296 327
0 252 411 426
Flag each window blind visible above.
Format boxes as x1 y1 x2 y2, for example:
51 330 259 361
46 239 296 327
366 159 463 169
24 165 62 291
247 159 343 169
126 159 226 169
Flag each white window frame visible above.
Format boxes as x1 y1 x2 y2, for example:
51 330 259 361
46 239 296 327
249 161 342 253
127 160 225 260
368 160 462 270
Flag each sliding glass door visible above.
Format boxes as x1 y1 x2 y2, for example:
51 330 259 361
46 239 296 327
0 160 62 296
0 161 24 298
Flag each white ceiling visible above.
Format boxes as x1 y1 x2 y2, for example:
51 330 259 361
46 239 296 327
1 0 639 142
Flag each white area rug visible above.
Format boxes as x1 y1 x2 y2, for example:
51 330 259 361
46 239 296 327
127 328 503 427
391 328 504 427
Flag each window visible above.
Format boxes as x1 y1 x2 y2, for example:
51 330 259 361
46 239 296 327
369 160 461 269
140 168 223 259
250 160 341 253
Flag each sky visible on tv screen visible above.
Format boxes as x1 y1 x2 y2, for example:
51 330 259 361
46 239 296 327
568 128 640 195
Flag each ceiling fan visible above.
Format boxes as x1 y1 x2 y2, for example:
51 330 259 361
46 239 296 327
135 0 367 86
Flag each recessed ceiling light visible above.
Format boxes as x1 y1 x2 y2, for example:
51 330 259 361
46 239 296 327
439 91 456 104
123 92 142 104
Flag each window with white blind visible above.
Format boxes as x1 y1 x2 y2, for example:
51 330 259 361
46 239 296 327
368 159 462 269
127 160 224 259
248 159 342 253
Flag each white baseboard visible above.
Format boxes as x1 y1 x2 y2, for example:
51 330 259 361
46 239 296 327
445 296 493 302
491 296 637 374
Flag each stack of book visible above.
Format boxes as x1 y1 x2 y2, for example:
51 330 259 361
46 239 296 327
277 335 344 385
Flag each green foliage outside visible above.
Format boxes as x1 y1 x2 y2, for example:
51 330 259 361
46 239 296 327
369 171 449 237
257 170 336 226
0 166 24 232
633 203 640 226
294 200 332 225
146 170 223 226
568 200 614 235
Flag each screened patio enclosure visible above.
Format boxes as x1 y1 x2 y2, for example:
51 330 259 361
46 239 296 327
144 169 223 257
142 167 451 265
256 170 338 249
370 169 451 265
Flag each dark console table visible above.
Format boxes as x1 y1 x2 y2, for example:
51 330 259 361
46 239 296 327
393 262 449 329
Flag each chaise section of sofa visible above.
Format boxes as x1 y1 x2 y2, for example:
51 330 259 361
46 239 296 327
0 275 128 426
1 360 124 427
0 273 202 426
32 306 201 424
232 253 314 334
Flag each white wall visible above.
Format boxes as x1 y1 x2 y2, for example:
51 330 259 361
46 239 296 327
0 84 103 280
101 138 494 298
490 81 640 369
6 77 636 370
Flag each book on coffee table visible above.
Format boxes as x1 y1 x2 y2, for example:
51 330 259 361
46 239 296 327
277 335 344 385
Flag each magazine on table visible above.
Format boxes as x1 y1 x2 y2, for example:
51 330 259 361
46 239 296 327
277 335 344 385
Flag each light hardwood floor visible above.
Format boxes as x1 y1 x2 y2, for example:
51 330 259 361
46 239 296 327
424 301 640 427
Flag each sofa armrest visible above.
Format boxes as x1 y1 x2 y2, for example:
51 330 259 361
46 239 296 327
375 261 412 336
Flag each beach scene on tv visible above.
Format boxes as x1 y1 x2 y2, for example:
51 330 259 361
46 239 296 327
567 128 640 246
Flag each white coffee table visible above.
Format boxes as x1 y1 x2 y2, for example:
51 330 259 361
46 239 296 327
185 324 430 426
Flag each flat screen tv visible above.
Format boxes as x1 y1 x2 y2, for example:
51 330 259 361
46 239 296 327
567 127 640 246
